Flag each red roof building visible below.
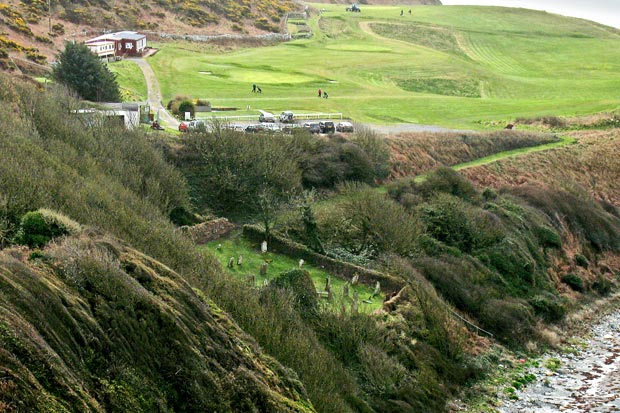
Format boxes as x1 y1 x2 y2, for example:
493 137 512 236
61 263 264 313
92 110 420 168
85 31 147 57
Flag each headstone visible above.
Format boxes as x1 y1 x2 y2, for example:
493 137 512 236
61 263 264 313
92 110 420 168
237 255 243 266
248 274 256 285
371 281 381 298
352 291 359 313
260 262 268 276
343 282 349 298
324 277 331 292
261 240 268 254
351 273 359 285
228 257 234 268
299 259 305 268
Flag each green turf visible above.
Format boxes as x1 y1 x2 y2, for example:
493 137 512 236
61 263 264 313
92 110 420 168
118 5 620 128
108 60 147 102
201 235 384 313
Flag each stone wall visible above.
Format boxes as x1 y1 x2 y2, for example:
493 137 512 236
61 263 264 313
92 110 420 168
182 218 235 244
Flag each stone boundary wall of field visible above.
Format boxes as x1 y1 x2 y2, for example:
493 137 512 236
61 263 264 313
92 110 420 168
157 32 292 43
182 218 235 244
243 224 404 293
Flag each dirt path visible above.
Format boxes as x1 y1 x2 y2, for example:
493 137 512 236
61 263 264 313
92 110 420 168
130 57 179 129
499 310 620 413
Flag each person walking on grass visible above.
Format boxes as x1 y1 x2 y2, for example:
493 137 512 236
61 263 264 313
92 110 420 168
257 86 262 93
323 91 329 99
318 88 322 98
252 83 257 93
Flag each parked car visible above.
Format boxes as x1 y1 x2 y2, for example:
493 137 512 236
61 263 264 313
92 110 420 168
262 123 281 132
319 121 335 134
304 122 321 134
179 120 206 132
279 111 295 123
336 121 354 132
259 112 276 123
245 124 262 133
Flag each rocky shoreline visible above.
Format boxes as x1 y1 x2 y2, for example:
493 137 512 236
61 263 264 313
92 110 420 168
498 309 620 413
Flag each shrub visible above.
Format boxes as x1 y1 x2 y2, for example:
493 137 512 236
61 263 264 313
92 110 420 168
528 293 567 322
169 206 201 227
562 273 584 292
417 194 476 253
479 298 535 343
177 100 195 118
267 269 318 318
534 225 562 249
418 166 479 203
574 254 589 268
592 275 612 296
15 209 81 248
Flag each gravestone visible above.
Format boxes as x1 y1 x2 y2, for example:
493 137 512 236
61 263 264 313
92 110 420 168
260 262 268 276
228 257 234 268
352 291 359 313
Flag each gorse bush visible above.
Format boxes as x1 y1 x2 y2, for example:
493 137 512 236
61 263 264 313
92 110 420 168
15 209 81 248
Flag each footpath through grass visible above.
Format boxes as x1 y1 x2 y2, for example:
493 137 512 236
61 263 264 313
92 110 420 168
414 135 576 182
200 233 383 313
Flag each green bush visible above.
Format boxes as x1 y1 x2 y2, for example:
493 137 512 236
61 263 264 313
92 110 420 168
177 100 195 118
169 206 201 227
534 225 562 249
267 269 319 318
418 167 479 203
562 273 584 292
574 254 589 268
592 275 613 296
15 209 81 248
528 293 566 322
479 298 535 343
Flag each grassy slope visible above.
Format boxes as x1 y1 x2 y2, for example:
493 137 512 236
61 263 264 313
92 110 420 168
134 5 620 128
109 60 148 101
461 129 620 205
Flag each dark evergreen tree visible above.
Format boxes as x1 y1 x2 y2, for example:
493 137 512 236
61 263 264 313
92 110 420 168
52 42 121 102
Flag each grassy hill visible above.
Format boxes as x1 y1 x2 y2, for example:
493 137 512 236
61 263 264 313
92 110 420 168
133 4 620 128
0 0 299 69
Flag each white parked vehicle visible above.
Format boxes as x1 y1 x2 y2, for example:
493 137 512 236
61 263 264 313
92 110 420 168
279 111 295 123
336 121 354 132
258 111 276 123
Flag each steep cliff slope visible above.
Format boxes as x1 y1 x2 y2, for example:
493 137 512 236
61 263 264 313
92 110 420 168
0 233 314 412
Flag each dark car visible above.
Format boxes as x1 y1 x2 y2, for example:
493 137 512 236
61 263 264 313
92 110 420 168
245 124 262 133
319 121 335 134
304 122 321 134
